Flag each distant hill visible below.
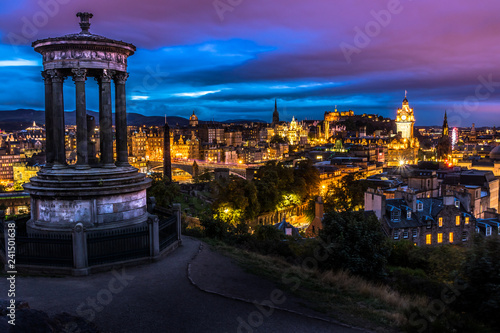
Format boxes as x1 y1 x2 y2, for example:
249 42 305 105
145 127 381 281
0 109 189 131
222 119 267 124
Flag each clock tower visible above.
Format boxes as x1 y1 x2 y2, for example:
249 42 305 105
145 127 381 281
396 95 415 140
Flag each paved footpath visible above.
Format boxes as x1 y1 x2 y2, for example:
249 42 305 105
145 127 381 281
1 237 369 333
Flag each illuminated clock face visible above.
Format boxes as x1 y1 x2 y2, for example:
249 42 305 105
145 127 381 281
402 115 407 120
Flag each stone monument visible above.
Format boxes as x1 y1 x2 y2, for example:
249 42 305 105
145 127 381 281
24 12 151 233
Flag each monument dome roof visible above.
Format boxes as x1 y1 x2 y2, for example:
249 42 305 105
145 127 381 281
32 12 136 52
490 145 500 161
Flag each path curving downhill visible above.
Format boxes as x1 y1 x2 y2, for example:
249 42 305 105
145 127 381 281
1 237 368 333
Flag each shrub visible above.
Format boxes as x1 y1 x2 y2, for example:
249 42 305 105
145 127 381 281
456 235 500 328
200 216 234 240
254 224 284 241
387 240 415 267
319 211 391 279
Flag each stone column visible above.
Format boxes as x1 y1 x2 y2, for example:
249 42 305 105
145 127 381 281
72 68 89 169
48 69 66 168
72 223 89 276
114 72 130 167
87 115 97 165
42 71 54 168
163 122 172 182
173 203 182 242
98 69 115 168
148 214 160 258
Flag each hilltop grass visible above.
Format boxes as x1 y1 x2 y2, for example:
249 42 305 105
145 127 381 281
206 239 426 332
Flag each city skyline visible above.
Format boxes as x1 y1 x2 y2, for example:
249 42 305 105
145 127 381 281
1 0 500 126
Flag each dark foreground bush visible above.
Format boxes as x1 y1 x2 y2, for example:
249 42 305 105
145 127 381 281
319 211 390 279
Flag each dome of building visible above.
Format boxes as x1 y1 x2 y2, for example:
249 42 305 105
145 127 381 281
189 111 198 121
189 111 198 127
490 145 500 161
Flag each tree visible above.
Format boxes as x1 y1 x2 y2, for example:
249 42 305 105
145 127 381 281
292 159 320 200
324 172 366 212
213 177 260 224
147 175 180 208
457 235 500 327
319 211 390 279
270 134 288 144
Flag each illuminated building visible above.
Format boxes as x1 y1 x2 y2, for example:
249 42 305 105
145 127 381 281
451 127 458 150
437 111 452 160
386 96 419 166
13 163 40 185
0 151 23 182
198 125 224 144
128 156 147 174
441 169 499 216
324 109 354 122
396 96 415 140
224 131 243 147
145 127 164 161
323 109 354 141
0 192 30 216
223 147 239 164
200 144 222 163
129 128 147 159
259 127 274 143
172 134 199 160
274 117 308 145
366 190 476 246
189 111 199 127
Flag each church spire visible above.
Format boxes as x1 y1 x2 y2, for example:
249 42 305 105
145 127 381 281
272 98 279 125
442 110 449 137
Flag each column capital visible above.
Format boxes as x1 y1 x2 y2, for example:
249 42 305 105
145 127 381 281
113 72 129 85
71 68 87 82
46 69 66 83
96 69 113 83
41 70 52 84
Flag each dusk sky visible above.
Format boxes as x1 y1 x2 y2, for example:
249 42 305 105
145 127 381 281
1 0 499 126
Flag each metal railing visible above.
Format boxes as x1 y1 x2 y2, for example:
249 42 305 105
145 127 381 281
159 215 178 251
16 231 74 267
87 225 150 266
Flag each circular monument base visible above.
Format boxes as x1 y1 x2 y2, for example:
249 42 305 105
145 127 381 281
23 166 152 233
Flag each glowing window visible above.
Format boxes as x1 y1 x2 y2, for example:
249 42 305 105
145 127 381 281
438 233 443 243
438 217 443 228
449 232 454 243
456 216 460 226
465 217 470 225
426 234 431 245
393 230 399 239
